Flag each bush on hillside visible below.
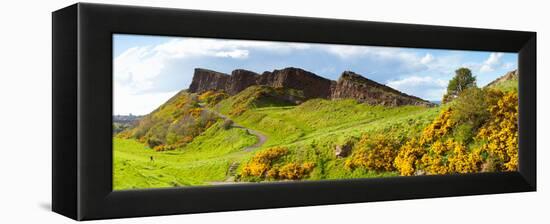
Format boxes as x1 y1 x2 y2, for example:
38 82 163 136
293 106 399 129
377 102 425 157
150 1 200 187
240 147 316 181
147 137 163 148
345 134 400 172
276 162 315 180
241 147 288 178
198 90 228 106
476 91 518 171
393 88 518 175
450 87 489 129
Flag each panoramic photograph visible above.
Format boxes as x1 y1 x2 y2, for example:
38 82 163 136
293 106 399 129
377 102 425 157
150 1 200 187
113 34 519 190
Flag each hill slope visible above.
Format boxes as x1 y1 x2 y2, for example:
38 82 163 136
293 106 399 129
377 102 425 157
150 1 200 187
113 69 519 189
486 70 519 92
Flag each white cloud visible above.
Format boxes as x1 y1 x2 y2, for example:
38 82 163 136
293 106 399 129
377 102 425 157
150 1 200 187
323 45 428 75
325 45 418 62
420 53 434 64
113 88 178 115
214 49 249 58
503 62 515 70
114 38 312 93
113 37 313 114
386 76 447 101
480 52 503 73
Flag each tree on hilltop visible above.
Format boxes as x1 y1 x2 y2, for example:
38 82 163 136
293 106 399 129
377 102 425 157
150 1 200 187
442 67 476 103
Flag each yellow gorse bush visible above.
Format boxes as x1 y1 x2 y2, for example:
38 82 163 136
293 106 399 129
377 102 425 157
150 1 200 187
476 91 518 171
420 139 483 175
448 144 483 173
420 140 451 175
394 89 518 176
241 147 315 180
345 134 399 172
395 108 455 176
393 138 424 176
241 147 288 177
274 162 315 180
198 90 228 106
420 108 454 145
189 107 204 118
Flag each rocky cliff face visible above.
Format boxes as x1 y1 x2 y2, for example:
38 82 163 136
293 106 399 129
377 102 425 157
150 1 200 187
485 70 519 87
257 67 333 99
227 69 259 95
188 68 229 93
188 67 333 99
331 71 434 106
188 67 434 106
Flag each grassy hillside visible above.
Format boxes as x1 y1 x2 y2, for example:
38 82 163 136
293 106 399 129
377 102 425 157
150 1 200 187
218 94 440 181
114 78 518 189
117 90 224 151
486 77 519 93
114 121 257 190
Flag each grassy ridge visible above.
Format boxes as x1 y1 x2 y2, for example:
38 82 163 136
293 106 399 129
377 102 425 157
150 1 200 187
114 121 257 190
487 78 518 93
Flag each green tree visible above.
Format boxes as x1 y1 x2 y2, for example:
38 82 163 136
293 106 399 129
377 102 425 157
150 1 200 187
442 68 477 103
451 87 489 130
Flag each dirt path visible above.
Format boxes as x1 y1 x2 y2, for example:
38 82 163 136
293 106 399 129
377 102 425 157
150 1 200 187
206 108 268 152
199 105 268 184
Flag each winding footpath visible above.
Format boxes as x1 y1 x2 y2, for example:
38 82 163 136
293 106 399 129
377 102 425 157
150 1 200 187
200 105 268 184
208 109 268 152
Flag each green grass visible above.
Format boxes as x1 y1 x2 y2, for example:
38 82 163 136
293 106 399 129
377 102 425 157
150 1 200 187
115 86 443 189
114 121 257 190
218 96 441 180
487 79 518 93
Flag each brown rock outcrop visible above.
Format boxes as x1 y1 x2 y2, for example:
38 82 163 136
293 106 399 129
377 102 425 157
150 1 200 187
188 67 434 106
188 68 229 93
331 71 434 106
227 69 259 94
257 67 333 99
485 70 519 87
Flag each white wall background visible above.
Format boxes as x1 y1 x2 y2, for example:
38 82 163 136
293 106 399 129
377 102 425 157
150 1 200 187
0 0 547 223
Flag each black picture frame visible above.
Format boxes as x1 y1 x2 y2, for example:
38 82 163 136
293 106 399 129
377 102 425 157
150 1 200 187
52 3 536 221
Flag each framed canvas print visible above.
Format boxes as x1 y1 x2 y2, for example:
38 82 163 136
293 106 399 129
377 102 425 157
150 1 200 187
52 3 536 221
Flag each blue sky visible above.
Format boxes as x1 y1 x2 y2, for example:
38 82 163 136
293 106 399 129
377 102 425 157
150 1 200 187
113 34 517 115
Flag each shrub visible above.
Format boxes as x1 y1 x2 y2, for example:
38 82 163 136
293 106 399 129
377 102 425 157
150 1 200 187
393 90 517 176
153 145 163 151
166 132 178 145
345 134 399 172
146 137 163 148
476 91 518 171
153 144 171 152
240 147 315 181
420 139 482 175
277 162 315 180
452 123 475 144
198 90 228 106
241 147 288 178
448 144 483 173
420 107 454 145
188 108 204 118
394 107 471 175
116 130 133 139
394 138 425 176
451 87 489 128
